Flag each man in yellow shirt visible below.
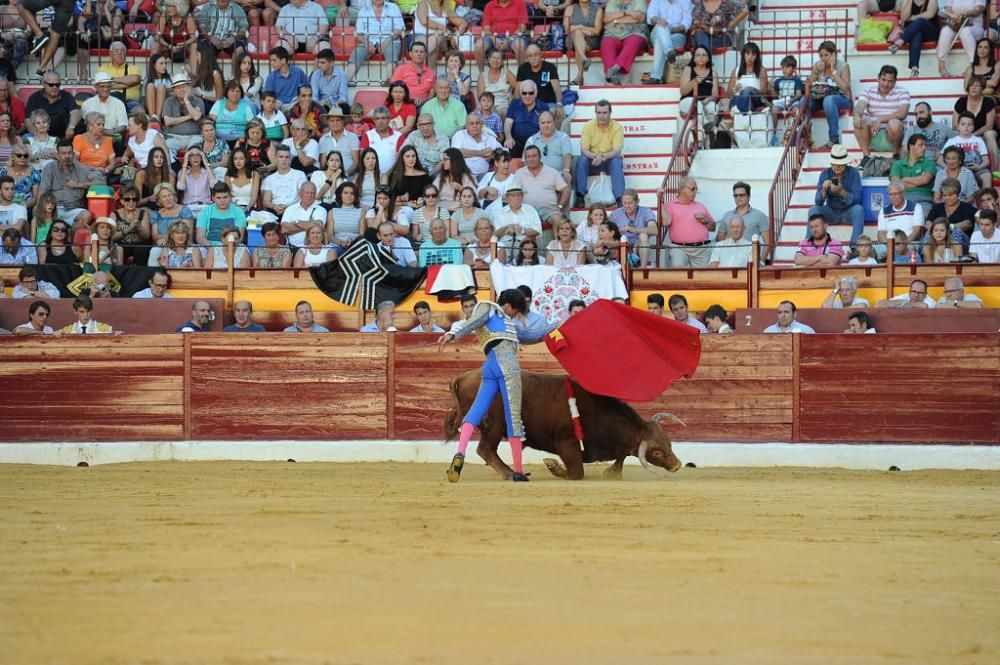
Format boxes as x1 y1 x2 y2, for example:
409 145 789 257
97 41 143 112
574 99 625 207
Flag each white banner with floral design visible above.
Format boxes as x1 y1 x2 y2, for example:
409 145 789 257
488 264 629 323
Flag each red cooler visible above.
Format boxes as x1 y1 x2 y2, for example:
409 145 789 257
87 185 116 219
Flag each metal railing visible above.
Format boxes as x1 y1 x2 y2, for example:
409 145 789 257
656 94 699 268
767 99 812 265
746 7 851 79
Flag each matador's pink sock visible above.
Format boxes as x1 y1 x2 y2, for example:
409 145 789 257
509 437 523 473
457 423 475 456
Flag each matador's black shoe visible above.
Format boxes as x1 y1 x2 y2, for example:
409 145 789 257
446 453 465 483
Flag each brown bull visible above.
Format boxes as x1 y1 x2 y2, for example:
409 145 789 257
444 369 683 480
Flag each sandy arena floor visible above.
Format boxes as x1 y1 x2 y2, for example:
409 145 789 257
1 461 998 665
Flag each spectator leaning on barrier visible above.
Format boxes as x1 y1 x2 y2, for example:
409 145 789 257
877 180 925 259
969 207 1000 261
809 144 864 247
877 278 937 308
224 300 267 332
763 300 815 334
133 269 173 299
795 214 844 267
821 276 870 309
60 295 115 334
285 300 330 332
662 177 714 268
845 310 877 334
853 64 910 168
12 265 59 298
937 276 985 308
574 99 624 208
716 181 771 262
704 304 733 334
14 300 55 335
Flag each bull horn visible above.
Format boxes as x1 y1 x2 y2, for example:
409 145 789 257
652 412 687 427
637 440 669 477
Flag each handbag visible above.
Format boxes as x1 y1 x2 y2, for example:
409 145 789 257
584 173 615 206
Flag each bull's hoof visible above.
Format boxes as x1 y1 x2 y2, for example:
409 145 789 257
543 458 567 478
511 472 530 482
602 466 623 480
446 453 465 483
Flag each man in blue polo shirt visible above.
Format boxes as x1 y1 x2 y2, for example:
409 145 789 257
265 46 309 111
503 80 549 157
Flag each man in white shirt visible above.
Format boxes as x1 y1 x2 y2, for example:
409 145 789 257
668 294 707 332
317 107 360 175
347 0 403 83
359 106 404 172
376 221 417 267
79 72 128 138
132 270 173 299
708 215 753 268
262 144 307 216
969 209 1000 263
936 277 984 309
491 182 541 260
763 301 816 333
820 276 870 309
451 113 501 178
876 181 924 259
12 266 60 298
0 175 28 232
280 181 328 247
877 279 937 308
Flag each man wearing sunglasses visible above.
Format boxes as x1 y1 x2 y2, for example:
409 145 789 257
503 80 548 157
25 71 79 139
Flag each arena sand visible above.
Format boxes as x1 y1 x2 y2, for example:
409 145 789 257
1 461 998 665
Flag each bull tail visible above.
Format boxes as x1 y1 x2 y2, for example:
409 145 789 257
443 376 464 442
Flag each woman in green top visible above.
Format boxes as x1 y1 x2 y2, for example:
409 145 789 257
600 0 649 85
210 80 255 142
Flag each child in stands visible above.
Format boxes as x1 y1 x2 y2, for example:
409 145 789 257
771 55 805 127
942 113 991 188
256 90 288 141
847 234 878 265
344 101 373 137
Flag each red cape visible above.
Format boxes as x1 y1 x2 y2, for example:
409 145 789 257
544 299 701 402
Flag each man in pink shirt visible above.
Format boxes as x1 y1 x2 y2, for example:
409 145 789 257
794 214 843 267
389 41 435 104
662 178 715 267
475 0 529 71
853 64 910 167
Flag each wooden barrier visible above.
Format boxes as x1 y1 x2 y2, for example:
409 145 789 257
1 333 997 445
798 334 1000 444
0 335 185 441
0 298 226 333
187 334 389 440
735 308 1000 334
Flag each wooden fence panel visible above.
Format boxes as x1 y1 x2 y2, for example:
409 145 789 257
798 334 1000 443
632 335 795 442
188 334 389 440
0 335 185 441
